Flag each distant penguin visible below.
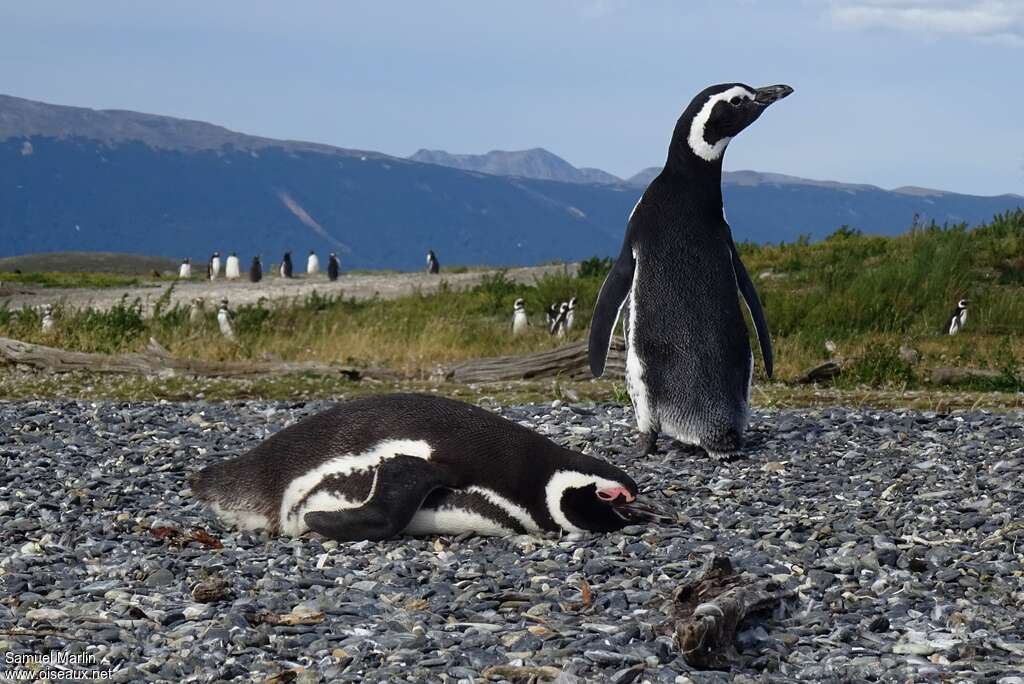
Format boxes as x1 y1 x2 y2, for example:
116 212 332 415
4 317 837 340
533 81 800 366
280 252 293 279
327 253 340 282
178 258 192 279
40 305 54 333
512 298 529 335
589 83 791 457
565 297 577 332
249 256 262 283
189 297 205 323
307 250 320 276
824 340 837 357
225 253 241 280
209 252 221 281
550 302 569 337
947 299 969 335
426 250 440 274
217 300 235 339
191 394 667 541
546 303 559 328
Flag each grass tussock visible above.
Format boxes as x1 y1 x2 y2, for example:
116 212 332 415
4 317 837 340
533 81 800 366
2 210 1023 389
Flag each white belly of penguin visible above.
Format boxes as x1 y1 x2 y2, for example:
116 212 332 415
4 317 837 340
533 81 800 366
403 507 511 536
625 250 653 433
404 486 539 536
279 439 433 536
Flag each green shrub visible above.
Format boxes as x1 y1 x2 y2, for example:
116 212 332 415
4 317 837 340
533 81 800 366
841 344 915 387
578 256 613 280
76 296 146 352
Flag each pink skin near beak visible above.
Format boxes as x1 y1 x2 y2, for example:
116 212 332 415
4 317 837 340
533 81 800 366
596 486 635 503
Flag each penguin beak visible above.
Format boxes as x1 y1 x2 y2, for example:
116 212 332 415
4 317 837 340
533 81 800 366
609 497 673 524
754 84 794 106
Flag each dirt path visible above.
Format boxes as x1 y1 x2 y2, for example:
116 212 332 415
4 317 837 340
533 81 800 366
0 263 577 312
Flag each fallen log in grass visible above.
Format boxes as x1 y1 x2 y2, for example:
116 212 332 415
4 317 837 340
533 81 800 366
446 338 626 383
928 366 1011 385
796 357 1020 388
0 335 371 380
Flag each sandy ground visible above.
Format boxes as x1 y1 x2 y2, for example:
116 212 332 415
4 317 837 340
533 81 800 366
0 263 577 312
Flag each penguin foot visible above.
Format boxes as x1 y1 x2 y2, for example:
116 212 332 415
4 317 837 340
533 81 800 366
637 431 659 456
705 448 742 462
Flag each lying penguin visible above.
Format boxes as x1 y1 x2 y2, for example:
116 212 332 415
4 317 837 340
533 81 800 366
191 393 666 541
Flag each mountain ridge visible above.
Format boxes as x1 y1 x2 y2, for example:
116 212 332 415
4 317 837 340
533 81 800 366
1 93 1020 269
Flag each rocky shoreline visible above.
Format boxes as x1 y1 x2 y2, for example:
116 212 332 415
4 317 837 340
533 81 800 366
2 400 1022 682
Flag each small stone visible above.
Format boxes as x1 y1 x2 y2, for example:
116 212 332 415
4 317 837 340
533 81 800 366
145 568 175 588
191 577 230 603
868 616 890 633
25 608 68 622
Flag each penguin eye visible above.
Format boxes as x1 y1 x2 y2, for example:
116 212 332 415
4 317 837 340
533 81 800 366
729 96 743 106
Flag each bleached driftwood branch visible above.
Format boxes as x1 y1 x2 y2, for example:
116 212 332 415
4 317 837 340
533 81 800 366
0 336 368 380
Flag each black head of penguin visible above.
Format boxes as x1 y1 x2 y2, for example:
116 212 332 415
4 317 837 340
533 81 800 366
548 459 646 533
668 83 793 170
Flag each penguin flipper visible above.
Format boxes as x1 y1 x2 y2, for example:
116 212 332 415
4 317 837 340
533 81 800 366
588 242 635 377
303 455 455 542
728 238 774 378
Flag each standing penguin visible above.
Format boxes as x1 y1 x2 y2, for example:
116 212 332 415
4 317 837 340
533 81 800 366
217 299 235 339
189 297 205 324
546 303 559 328
225 252 241 280
947 299 969 335
565 297 578 332
426 250 440 274
512 298 529 335
589 83 790 457
280 252 293 279
327 253 340 282
209 252 221 281
191 394 666 541
249 256 263 283
550 302 570 337
40 305 55 333
307 250 320 276
178 258 192 279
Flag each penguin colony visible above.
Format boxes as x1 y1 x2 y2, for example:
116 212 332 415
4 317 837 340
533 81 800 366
177 251 346 281
511 297 579 337
193 394 667 540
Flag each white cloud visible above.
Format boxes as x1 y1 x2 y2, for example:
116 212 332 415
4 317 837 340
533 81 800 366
827 0 1024 45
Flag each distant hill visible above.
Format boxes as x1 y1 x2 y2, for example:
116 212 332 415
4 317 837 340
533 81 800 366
1 94 1020 269
0 251 177 274
0 94 381 158
409 148 622 185
626 167 661 187
415 149 1023 243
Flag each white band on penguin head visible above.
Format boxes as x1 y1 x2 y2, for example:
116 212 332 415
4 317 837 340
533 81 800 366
686 86 754 162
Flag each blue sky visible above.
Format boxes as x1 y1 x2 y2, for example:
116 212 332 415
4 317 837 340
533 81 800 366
1 1 1021 195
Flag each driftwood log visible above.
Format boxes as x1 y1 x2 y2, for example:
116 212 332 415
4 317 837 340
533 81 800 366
446 338 626 383
796 359 846 384
929 367 1012 385
672 555 794 670
797 357 1020 387
0 336 368 380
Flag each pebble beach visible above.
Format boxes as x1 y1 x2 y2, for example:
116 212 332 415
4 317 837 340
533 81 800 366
2 400 1023 682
